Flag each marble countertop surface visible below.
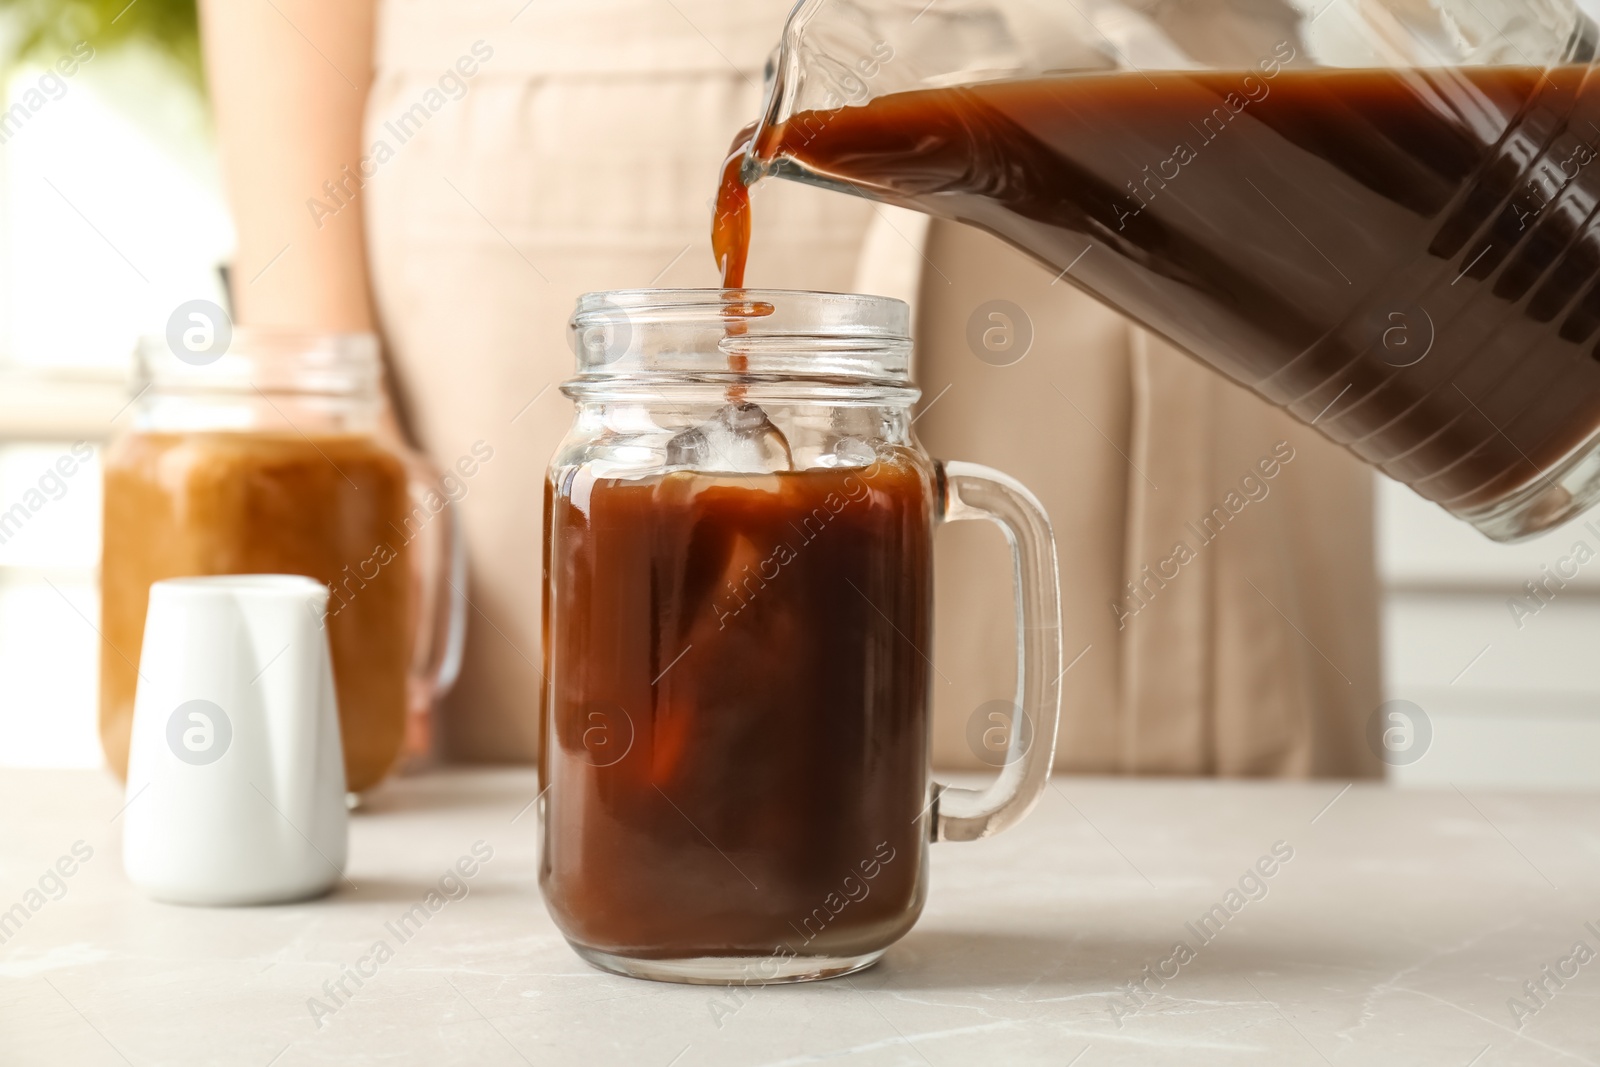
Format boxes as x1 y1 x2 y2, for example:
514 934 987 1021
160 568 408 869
2 768 1598 1066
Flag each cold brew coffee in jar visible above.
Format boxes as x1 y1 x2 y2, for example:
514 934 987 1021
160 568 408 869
100 327 463 793
541 289 1064 982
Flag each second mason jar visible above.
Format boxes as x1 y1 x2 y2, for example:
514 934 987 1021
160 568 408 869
101 326 464 794
540 289 1064 983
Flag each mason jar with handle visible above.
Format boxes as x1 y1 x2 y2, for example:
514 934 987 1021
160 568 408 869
101 324 467 795
732 0 1600 542
539 288 1062 983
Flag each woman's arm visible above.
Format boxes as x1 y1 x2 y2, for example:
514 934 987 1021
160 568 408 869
198 0 377 331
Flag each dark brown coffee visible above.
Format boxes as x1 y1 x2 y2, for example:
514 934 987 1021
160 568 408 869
717 66 1600 513
540 450 933 959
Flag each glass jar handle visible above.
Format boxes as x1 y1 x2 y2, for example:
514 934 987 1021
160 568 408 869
399 449 468 752
931 460 1062 843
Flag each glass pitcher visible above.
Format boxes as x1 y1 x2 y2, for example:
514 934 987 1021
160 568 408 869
540 288 1061 982
735 0 1600 541
101 327 466 795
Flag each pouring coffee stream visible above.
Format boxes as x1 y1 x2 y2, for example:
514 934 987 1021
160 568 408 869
713 56 1600 541
714 128 757 292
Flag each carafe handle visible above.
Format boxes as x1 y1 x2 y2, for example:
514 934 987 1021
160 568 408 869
931 460 1062 843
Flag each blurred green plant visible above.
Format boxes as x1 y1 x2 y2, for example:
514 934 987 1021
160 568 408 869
0 0 201 84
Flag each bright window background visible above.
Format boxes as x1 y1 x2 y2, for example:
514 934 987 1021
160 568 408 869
1379 486 1600 789
0 443 101 766
0 45 230 768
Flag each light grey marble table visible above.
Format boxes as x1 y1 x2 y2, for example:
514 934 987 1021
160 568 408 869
1 768 1598 1066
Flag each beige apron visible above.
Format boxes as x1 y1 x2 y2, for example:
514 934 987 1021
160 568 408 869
367 0 1384 777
